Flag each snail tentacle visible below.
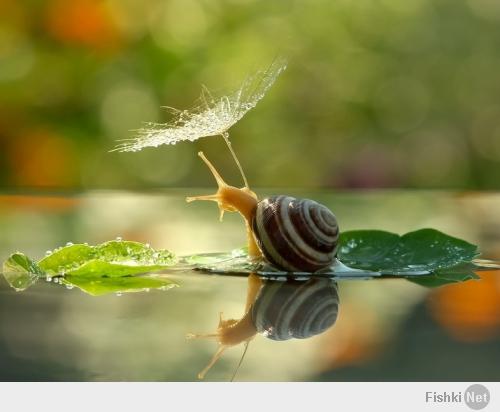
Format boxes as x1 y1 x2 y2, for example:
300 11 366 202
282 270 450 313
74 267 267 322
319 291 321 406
197 345 227 380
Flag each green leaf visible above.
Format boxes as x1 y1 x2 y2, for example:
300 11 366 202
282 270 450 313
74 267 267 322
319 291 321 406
2 252 44 291
2 241 178 294
62 275 178 296
38 240 177 276
38 244 95 274
336 230 400 271
65 260 173 277
337 228 479 274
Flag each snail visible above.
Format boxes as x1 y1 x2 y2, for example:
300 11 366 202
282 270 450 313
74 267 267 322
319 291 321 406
187 150 340 272
188 274 340 379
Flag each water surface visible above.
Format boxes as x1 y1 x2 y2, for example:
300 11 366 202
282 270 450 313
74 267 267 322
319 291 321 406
1 190 499 381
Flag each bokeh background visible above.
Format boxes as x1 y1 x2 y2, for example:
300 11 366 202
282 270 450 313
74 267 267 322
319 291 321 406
1 0 500 190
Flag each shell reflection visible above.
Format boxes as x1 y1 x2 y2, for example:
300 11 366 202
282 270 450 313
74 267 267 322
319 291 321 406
188 274 340 379
253 276 339 340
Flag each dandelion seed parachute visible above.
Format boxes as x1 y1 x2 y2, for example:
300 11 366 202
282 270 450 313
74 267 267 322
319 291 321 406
111 58 287 153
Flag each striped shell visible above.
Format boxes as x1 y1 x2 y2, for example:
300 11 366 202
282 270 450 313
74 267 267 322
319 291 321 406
252 195 339 272
251 278 339 341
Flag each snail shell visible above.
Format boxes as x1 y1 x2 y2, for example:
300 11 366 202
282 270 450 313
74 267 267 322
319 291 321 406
252 195 339 272
251 277 339 341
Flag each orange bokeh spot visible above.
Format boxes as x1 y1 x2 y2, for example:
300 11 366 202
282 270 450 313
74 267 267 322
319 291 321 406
0 0 26 26
0 195 80 212
45 0 121 50
316 304 380 372
8 128 79 188
428 271 500 342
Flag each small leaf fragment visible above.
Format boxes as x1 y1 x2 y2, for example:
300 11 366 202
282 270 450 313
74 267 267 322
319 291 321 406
2 252 44 291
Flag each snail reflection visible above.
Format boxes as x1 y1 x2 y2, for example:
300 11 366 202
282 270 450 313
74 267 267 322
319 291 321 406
188 273 340 380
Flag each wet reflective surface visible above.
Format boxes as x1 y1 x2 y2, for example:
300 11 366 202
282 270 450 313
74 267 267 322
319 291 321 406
1 190 500 381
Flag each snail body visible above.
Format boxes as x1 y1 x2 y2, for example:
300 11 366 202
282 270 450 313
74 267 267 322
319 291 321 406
187 152 339 272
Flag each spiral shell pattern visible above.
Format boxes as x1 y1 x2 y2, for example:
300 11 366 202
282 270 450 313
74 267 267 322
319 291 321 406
251 278 339 341
252 195 339 272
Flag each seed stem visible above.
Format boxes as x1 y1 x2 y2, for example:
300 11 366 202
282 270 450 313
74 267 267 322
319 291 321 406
222 132 249 189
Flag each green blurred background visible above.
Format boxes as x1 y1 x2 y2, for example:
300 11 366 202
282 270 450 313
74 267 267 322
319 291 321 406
1 0 500 190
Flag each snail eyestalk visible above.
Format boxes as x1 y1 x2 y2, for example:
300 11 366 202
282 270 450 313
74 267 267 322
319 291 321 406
230 341 250 382
186 151 261 258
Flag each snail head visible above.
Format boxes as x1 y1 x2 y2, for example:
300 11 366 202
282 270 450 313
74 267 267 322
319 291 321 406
186 152 257 221
186 151 261 258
